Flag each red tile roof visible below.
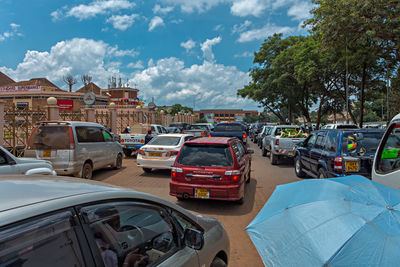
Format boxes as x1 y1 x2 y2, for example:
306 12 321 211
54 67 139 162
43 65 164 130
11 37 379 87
0 72 15 86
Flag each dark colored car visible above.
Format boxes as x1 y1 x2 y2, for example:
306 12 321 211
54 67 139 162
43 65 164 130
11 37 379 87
165 126 182 133
170 137 253 204
209 123 247 145
249 123 263 143
169 122 191 131
294 129 384 179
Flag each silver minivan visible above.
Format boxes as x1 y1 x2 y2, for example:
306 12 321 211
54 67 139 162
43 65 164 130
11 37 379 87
25 121 123 179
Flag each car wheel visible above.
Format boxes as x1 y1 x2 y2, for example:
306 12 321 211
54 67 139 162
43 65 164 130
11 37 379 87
211 257 227 267
262 146 267 157
271 152 279 165
318 168 327 179
295 157 306 178
124 149 132 157
143 168 152 173
113 154 122 169
81 163 93 179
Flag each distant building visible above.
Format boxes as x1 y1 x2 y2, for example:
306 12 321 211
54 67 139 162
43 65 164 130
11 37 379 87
100 76 142 106
0 72 108 111
195 109 259 123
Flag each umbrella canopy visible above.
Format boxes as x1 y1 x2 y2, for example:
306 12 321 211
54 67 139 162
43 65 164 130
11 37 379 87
247 175 400 267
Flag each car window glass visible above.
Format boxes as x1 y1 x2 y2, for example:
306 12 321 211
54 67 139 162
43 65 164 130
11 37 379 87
305 134 317 149
0 153 7 164
177 144 233 167
377 125 400 173
314 134 326 149
161 127 168 134
325 131 338 152
27 125 70 150
343 132 383 155
81 202 178 267
103 130 113 142
237 142 245 158
171 211 201 233
151 126 156 132
232 142 241 160
148 136 181 146
0 211 84 266
184 136 193 141
76 126 104 142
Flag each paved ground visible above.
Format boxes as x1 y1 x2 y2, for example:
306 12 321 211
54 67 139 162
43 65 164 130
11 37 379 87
92 141 300 266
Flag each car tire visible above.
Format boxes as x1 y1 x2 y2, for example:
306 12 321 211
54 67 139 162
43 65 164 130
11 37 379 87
143 168 152 173
271 152 279 165
81 162 93 179
262 146 267 157
211 257 227 267
124 149 132 157
294 157 306 178
113 154 122 170
318 168 328 179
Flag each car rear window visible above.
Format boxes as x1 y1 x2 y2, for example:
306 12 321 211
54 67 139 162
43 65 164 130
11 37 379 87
214 124 243 132
336 125 358 129
148 136 181 146
275 127 300 136
190 125 208 130
27 125 70 150
342 132 383 154
177 144 233 167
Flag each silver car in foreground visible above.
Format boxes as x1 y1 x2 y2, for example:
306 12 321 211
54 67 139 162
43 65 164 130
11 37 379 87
24 121 123 179
0 176 230 267
0 145 55 175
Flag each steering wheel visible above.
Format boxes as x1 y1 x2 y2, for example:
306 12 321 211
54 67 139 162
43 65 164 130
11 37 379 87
119 225 146 248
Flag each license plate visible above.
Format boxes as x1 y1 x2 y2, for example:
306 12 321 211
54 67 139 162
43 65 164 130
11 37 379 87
195 188 209 199
43 150 51 157
131 139 141 143
289 151 294 155
346 161 358 172
148 152 162 157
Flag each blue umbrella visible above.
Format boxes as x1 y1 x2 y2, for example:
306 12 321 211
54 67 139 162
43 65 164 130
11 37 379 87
247 175 400 266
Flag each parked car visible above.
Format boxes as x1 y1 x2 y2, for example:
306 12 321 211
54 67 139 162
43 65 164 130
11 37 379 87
119 124 168 157
165 126 182 133
170 137 253 204
25 121 123 179
0 176 230 267
210 122 247 145
263 125 308 165
192 122 214 131
137 134 194 173
295 129 384 179
249 123 264 143
257 126 273 149
169 122 191 131
185 124 212 137
0 145 55 175
322 123 359 129
372 113 400 189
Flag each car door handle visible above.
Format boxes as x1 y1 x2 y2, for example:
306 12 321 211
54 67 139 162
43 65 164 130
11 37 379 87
212 175 221 179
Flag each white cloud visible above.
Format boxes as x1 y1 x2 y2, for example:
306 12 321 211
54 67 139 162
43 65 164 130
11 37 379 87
0 38 129 89
0 23 22 42
230 0 268 17
287 1 313 21
234 51 253 58
180 39 196 52
232 20 252 34
214 24 224 31
127 61 144 69
52 0 135 20
148 16 165 31
153 4 174 14
108 46 139 57
200 36 222 62
171 19 183 24
237 23 294 42
106 14 138 30
129 57 255 109
159 0 226 13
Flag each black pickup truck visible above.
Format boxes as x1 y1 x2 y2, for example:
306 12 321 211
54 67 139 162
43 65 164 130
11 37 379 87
210 122 247 144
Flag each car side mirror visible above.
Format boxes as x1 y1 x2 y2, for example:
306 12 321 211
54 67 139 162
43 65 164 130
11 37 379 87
25 167 55 175
247 149 254 154
184 228 204 250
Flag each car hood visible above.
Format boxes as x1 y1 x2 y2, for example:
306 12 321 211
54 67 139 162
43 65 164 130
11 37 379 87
16 157 51 165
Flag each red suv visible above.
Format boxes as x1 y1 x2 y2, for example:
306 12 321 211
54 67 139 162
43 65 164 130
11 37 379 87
169 137 253 204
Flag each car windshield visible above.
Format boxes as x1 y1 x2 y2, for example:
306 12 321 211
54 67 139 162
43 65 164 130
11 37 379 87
214 124 243 132
27 125 71 150
177 144 233 167
148 136 181 146
343 132 384 154
275 127 300 136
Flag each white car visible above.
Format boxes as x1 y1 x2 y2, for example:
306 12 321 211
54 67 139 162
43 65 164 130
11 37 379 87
137 134 194 173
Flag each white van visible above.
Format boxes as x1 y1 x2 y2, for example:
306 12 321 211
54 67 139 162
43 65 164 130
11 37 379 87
372 114 400 189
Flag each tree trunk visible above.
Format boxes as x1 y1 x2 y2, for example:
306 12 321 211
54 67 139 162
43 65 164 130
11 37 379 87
359 62 367 128
316 94 326 130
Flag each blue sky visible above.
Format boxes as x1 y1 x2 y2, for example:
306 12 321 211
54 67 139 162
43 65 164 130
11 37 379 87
0 0 312 110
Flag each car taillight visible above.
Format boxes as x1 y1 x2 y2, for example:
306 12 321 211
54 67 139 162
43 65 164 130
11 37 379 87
208 134 211 137
69 126 75 149
334 157 343 171
243 134 247 139
201 131 207 136
171 167 183 178
225 170 241 181
166 151 179 157
26 126 37 149
275 139 279 146
138 149 145 155
118 135 121 142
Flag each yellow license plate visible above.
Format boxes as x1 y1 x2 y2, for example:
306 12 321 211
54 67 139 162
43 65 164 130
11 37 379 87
43 150 51 157
195 188 209 199
148 152 162 157
346 161 358 172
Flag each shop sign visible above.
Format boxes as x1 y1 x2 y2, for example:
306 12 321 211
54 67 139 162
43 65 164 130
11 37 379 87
57 99 74 110
0 85 41 92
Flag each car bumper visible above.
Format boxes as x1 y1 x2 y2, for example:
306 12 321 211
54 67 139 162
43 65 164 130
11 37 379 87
123 144 143 151
273 149 296 157
169 181 243 201
137 156 176 169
